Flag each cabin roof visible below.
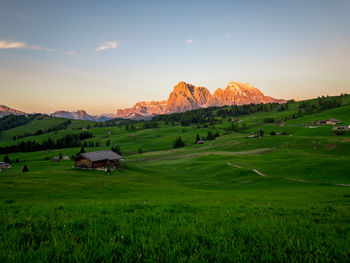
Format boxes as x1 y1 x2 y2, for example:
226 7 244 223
77 150 122 162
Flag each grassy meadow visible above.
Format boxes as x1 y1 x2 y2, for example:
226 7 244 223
0 98 350 262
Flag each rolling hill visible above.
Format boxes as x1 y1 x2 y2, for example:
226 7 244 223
0 94 349 262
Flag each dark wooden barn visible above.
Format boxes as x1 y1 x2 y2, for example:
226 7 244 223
75 150 122 169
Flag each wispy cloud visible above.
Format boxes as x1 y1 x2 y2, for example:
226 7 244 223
0 39 57 53
185 39 194 44
64 51 76 56
29 45 43 50
0 40 27 49
96 41 119 52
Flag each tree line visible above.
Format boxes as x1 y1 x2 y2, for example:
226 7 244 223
13 120 71 140
0 131 93 154
0 114 45 132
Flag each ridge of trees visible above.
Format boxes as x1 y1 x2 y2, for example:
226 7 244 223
0 131 93 154
152 95 346 126
0 114 45 132
13 120 72 140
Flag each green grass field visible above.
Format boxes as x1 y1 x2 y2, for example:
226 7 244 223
0 99 349 262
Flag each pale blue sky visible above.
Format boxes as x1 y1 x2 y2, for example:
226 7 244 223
0 0 349 114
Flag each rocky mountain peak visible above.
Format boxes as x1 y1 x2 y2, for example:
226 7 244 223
165 82 211 113
115 81 286 119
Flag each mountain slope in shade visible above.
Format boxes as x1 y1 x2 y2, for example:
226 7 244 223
0 105 26 118
51 110 113 121
116 101 167 119
115 81 286 119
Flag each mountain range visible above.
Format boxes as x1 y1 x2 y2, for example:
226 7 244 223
1 81 286 120
115 81 286 119
0 106 113 122
50 110 114 122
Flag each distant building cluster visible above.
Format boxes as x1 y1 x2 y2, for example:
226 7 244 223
308 119 341 126
306 118 349 131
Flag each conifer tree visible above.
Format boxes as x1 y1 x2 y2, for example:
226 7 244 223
195 133 200 143
3 156 10 164
214 131 220 138
22 164 29 172
173 137 185 148
112 146 122 155
258 129 264 138
207 131 215 140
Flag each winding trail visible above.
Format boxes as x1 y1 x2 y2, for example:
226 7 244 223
226 162 350 185
226 162 266 176
286 178 309 183
226 162 242 168
252 169 266 177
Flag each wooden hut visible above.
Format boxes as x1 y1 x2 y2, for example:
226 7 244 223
75 150 122 169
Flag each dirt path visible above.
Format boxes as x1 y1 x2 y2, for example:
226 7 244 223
182 148 273 159
252 169 266 177
286 178 309 183
226 162 242 168
335 184 350 187
226 162 265 176
130 148 274 163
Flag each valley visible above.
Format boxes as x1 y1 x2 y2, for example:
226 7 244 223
0 95 349 262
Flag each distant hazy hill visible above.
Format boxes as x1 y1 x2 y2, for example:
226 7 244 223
50 110 113 122
0 105 26 118
0 106 114 122
115 81 286 119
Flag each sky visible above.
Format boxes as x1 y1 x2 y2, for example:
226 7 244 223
0 0 349 115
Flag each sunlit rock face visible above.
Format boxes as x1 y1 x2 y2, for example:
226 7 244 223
165 81 211 113
208 81 285 106
115 81 286 119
